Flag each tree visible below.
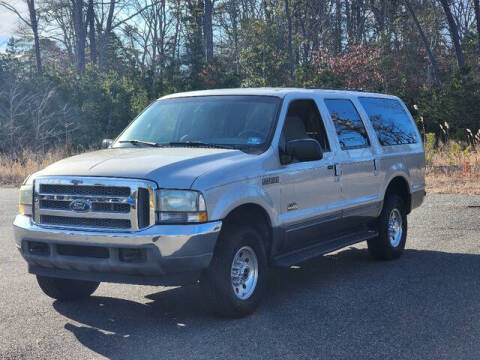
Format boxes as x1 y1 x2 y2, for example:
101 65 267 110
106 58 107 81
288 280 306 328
285 0 294 81
0 0 43 74
439 0 465 69
2 0 480 157
0 81 32 153
474 0 480 72
26 0 42 74
404 0 440 86
204 0 214 62
95 0 155 70
71 0 86 72
86 0 96 64
186 0 206 87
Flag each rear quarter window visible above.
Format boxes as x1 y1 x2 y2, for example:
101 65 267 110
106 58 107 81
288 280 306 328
359 97 418 146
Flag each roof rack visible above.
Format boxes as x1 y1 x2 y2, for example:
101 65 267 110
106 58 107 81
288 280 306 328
305 87 367 92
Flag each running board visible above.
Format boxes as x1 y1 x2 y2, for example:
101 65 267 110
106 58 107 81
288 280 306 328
271 230 378 268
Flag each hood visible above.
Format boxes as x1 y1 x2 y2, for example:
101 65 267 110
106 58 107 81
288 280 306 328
34 147 249 189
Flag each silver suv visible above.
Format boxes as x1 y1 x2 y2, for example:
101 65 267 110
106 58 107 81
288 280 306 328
14 88 425 317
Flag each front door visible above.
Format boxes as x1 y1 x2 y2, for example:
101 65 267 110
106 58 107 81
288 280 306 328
277 98 342 252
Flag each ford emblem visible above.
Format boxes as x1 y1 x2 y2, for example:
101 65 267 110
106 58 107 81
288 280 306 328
70 200 91 212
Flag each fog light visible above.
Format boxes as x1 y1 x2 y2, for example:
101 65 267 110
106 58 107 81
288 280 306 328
119 248 146 263
27 241 50 256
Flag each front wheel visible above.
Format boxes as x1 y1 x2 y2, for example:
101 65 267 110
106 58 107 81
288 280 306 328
36 275 100 301
368 194 407 260
201 225 268 317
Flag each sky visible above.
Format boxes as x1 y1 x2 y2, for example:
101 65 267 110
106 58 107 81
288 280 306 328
0 1 27 50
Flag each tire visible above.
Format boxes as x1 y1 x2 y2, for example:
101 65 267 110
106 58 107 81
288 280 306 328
368 194 407 260
36 275 100 301
201 224 268 318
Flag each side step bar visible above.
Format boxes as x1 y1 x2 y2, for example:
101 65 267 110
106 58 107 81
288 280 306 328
271 230 378 268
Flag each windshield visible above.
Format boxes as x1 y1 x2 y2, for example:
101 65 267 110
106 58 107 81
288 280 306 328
114 95 281 152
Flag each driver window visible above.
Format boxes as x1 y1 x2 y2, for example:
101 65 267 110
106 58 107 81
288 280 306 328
280 99 330 153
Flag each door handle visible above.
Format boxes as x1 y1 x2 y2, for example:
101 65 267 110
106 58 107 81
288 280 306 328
334 164 342 181
327 165 334 170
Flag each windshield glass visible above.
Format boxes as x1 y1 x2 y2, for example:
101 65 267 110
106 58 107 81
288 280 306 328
114 96 281 152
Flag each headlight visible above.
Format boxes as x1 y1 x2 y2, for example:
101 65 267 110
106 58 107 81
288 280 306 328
19 184 33 216
156 190 207 223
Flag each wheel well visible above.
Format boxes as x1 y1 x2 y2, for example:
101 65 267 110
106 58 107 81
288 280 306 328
222 204 273 257
385 177 411 213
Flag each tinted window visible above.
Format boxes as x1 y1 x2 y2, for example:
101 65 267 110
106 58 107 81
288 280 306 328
359 97 418 146
325 99 369 150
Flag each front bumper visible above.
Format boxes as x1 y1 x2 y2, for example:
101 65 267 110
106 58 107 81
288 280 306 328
13 215 222 285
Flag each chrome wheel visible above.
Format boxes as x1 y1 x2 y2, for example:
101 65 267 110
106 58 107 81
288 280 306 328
231 246 258 300
388 208 403 247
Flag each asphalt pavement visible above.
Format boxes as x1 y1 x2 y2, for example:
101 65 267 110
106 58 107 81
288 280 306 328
1 187 480 360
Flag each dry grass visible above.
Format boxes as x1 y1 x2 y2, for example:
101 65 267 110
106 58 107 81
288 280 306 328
426 149 480 195
0 149 67 186
1 147 479 194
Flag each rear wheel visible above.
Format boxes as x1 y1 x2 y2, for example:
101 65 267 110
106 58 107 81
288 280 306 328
368 194 407 260
36 275 100 301
201 224 267 317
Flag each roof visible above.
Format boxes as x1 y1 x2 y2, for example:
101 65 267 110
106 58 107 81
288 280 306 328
159 87 398 100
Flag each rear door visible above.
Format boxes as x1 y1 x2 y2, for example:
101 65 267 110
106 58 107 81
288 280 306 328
321 98 382 230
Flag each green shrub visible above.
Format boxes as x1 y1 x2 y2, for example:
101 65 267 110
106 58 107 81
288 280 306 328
418 71 480 142
425 133 436 152
449 141 462 154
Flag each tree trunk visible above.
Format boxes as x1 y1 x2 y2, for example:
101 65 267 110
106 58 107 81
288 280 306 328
346 0 352 45
172 13 180 66
474 0 480 72
356 0 364 44
186 0 205 86
86 0 96 64
26 0 42 75
159 0 167 86
98 0 116 70
151 8 158 80
204 0 214 62
404 0 440 85
335 0 342 54
439 0 464 69
285 0 294 82
231 0 239 74
71 0 86 72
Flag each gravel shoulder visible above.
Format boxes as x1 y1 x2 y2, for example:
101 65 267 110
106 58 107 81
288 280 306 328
1 188 480 360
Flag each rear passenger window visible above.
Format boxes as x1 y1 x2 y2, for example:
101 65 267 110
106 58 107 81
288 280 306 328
325 99 369 150
359 97 418 146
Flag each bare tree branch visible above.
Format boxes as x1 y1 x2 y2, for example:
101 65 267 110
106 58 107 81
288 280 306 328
0 1 31 26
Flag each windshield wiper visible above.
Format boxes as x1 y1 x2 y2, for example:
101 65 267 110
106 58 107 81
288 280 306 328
167 141 235 149
118 139 162 147
119 139 236 150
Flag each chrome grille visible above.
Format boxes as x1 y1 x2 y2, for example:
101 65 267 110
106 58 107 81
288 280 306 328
40 215 131 229
39 184 131 197
39 200 130 213
33 177 156 232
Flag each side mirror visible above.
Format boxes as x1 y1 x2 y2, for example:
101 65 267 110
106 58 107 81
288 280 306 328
102 139 113 149
286 138 323 162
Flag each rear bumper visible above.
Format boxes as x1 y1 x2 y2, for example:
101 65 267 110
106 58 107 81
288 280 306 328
13 214 222 285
